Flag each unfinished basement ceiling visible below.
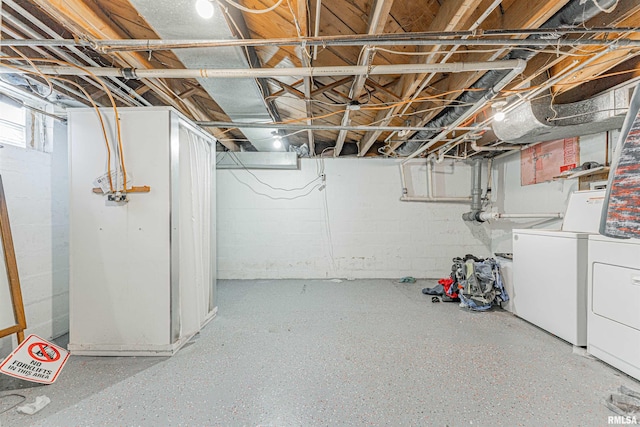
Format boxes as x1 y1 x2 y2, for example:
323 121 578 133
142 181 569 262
1 0 640 158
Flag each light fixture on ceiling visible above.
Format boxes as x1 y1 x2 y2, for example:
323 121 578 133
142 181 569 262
493 100 507 122
272 132 282 149
195 0 215 19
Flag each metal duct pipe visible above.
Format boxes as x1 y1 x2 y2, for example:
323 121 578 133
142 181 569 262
398 0 618 156
0 60 524 79
402 60 526 161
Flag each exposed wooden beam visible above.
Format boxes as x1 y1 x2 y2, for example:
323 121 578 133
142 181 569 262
311 77 352 97
271 78 306 99
378 0 572 156
555 55 640 104
29 0 239 150
294 0 315 154
177 83 208 100
550 3 640 95
358 0 483 156
335 0 395 157
365 78 402 102
504 0 640 94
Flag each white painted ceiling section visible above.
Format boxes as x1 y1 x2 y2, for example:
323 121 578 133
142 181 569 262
128 0 281 151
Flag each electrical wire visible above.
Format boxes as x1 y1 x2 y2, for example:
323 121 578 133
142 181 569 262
321 170 337 274
546 107 628 121
226 151 322 191
51 76 116 192
9 47 54 98
228 170 322 200
0 55 128 192
372 46 604 58
592 0 619 13
217 0 284 14
0 59 117 191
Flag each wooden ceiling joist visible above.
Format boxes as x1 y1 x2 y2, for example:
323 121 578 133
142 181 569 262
29 0 239 150
334 0 395 157
358 0 484 156
377 0 573 156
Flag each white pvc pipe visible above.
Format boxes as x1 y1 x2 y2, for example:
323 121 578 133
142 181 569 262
0 60 525 79
399 159 471 203
312 0 322 60
470 140 520 152
478 212 564 221
401 196 471 203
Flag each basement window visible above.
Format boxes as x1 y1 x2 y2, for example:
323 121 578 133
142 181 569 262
0 99 27 148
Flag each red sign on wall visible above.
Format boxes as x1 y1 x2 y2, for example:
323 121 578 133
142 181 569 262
521 137 580 185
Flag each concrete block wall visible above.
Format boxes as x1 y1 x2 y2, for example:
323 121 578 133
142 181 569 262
0 121 68 356
217 158 490 279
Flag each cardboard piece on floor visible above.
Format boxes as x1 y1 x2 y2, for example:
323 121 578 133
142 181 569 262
0 334 70 384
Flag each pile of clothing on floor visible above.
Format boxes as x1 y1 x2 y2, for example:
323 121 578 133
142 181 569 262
423 254 509 311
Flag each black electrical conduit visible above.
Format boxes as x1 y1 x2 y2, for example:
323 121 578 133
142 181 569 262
396 0 619 156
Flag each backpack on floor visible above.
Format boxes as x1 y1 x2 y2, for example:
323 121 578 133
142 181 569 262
453 255 509 311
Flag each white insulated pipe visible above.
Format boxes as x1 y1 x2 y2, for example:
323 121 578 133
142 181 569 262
477 212 564 221
400 196 471 203
470 141 520 152
399 159 471 203
312 0 322 60
0 60 525 79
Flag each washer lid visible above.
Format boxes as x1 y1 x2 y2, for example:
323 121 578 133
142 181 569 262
561 189 606 233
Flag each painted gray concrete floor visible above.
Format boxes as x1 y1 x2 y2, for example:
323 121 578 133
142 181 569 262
1 279 638 427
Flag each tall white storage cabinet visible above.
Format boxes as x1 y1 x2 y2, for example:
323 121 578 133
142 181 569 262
68 107 217 356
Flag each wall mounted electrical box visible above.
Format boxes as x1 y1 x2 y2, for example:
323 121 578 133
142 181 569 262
67 107 216 356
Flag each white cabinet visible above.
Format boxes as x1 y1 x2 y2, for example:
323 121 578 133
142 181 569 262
588 235 640 380
68 107 216 356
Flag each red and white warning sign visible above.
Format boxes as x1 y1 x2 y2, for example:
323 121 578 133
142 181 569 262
0 334 70 384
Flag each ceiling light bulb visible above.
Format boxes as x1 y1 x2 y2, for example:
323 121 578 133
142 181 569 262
195 0 214 19
273 139 282 149
494 111 506 122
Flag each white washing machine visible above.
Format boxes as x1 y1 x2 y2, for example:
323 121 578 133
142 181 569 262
512 189 605 346
588 234 640 381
